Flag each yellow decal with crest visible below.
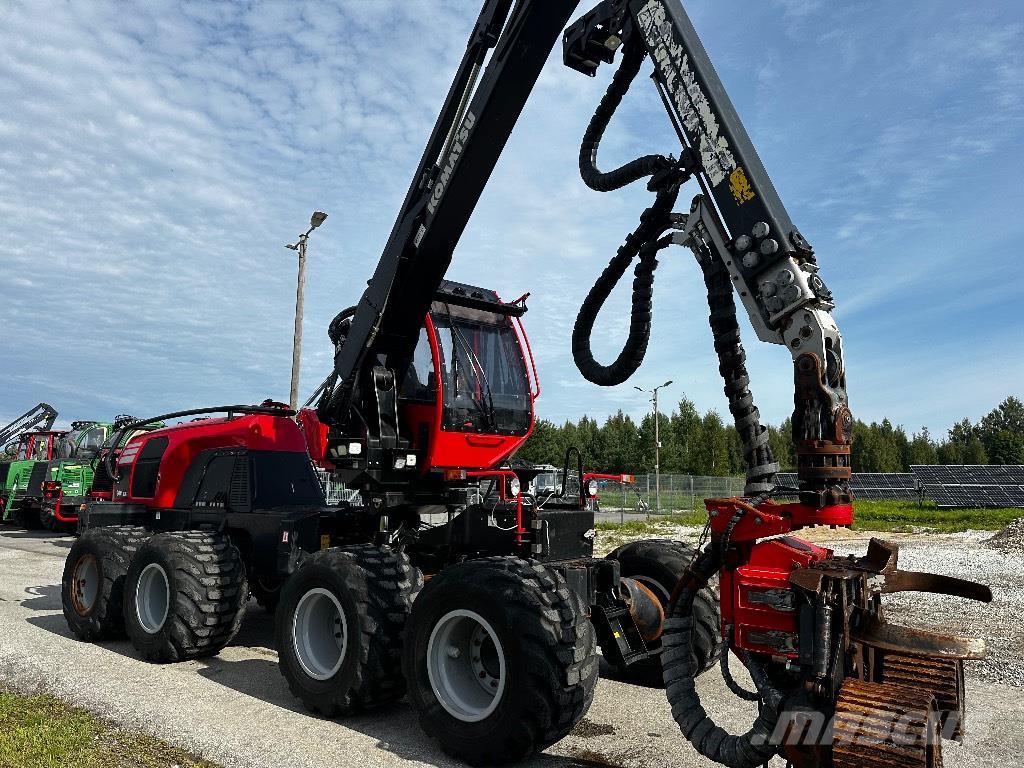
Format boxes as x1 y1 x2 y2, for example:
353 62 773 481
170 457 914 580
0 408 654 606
729 166 756 205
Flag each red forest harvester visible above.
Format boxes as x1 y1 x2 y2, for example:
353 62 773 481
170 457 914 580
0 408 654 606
63 292 716 763
60 1 991 767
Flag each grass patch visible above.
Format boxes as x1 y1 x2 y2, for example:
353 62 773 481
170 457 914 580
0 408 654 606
850 500 1020 533
596 501 1020 535
0 688 219 768
595 511 705 534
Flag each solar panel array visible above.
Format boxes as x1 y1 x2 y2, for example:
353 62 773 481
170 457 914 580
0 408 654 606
774 472 920 501
911 465 1024 509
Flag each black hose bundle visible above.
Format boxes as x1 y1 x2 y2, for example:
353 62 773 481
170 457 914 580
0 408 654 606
572 190 679 386
693 245 779 494
572 41 681 387
578 43 672 192
663 546 782 768
572 32 777 490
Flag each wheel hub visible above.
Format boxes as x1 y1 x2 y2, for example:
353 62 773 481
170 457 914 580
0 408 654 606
292 587 348 681
427 609 506 723
135 562 170 634
70 554 99 617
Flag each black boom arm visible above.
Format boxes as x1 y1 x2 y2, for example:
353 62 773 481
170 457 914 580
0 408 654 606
0 402 58 451
320 0 582 441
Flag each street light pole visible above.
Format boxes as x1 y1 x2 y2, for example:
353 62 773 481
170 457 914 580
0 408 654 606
636 380 673 515
286 211 327 411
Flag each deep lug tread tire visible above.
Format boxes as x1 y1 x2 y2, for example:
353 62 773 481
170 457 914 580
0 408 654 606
62 526 150 641
276 544 422 716
403 557 599 766
124 530 247 663
607 539 721 686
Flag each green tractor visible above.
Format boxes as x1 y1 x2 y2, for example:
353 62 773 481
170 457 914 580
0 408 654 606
1 430 65 527
37 421 113 532
39 416 165 533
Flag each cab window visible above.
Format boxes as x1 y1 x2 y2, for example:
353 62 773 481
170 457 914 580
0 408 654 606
77 426 108 458
31 437 50 461
400 327 437 403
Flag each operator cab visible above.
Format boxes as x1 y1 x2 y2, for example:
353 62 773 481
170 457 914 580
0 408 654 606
57 422 110 460
318 281 537 489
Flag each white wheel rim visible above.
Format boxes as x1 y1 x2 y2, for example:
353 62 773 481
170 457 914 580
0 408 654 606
136 562 170 634
427 609 506 722
292 587 348 681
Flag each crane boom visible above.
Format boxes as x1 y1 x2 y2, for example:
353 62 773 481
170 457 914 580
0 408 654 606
0 403 58 451
321 0 582 443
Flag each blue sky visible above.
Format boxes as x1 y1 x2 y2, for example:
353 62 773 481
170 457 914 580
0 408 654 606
1 0 1021 439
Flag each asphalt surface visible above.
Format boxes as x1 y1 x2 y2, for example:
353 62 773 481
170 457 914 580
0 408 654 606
1 528 1022 768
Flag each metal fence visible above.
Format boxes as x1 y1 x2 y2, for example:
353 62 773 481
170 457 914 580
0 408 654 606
315 469 361 505
315 468 744 515
596 474 746 516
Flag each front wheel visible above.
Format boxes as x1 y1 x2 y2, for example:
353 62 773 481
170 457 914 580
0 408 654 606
403 558 598 766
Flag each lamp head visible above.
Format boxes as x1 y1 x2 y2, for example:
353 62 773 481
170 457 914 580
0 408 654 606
310 211 328 229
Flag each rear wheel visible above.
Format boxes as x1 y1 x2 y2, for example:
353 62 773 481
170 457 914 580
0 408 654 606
606 539 721 686
276 545 422 716
403 558 598 765
124 531 247 663
62 526 149 641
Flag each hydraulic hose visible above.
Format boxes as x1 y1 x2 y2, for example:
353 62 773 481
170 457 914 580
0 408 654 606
572 188 679 386
579 42 671 192
693 243 779 494
572 37 684 387
663 546 782 768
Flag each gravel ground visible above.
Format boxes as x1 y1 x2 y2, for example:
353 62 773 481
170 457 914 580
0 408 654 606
1 528 1021 768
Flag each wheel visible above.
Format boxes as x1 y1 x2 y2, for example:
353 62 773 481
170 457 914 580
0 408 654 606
276 545 421 716
403 557 598 765
606 539 721 686
62 526 149 641
123 531 247 663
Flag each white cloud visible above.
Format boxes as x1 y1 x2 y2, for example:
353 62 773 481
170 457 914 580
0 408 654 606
0 0 1019 441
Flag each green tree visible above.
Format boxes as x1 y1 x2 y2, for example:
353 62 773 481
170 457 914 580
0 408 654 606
600 410 642 473
962 437 988 464
907 427 938 466
988 430 1024 465
978 397 1024 460
695 411 730 476
669 397 702 474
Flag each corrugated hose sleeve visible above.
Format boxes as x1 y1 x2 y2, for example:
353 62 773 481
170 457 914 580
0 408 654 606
579 42 671 192
663 546 782 768
572 187 679 386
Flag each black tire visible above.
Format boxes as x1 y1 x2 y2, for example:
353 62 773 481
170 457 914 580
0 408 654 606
606 539 721 686
39 501 57 531
276 545 422 716
62 526 149 641
403 557 599 766
13 502 43 530
124 531 247 663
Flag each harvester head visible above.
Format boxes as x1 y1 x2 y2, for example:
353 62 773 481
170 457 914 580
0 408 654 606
662 496 991 768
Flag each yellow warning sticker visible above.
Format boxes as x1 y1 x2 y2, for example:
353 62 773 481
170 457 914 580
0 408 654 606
320 534 331 550
729 166 756 205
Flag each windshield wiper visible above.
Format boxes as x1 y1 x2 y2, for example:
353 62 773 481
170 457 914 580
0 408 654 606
448 322 497 430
